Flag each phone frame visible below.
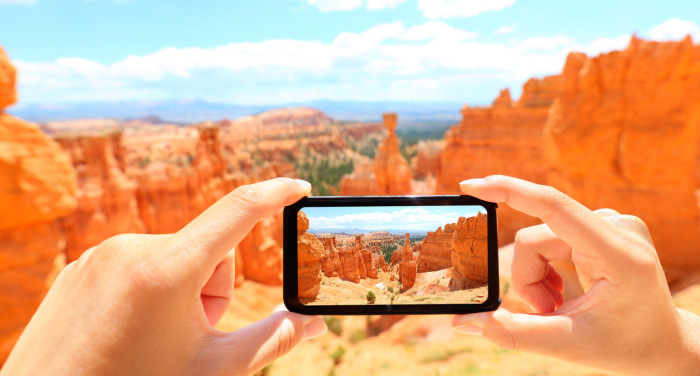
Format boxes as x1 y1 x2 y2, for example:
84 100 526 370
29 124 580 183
283 195 500 315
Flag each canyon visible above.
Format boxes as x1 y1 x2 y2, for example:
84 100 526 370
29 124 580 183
2 35 700 373
302 214 488 305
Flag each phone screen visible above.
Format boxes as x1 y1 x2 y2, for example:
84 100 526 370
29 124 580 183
296 205 489 306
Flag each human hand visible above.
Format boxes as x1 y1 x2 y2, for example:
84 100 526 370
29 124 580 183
1 178 327 376
452 175 700 375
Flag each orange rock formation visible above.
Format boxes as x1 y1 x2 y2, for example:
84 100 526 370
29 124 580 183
436 79 559 245
399 233 417 291
320 237 342 278
296 211 324 300
416 223 457 273
412 139 444 179
54 131 146 261
340 113 412 195
545 36 700 283
375 113 412 195
0 47 77 363
449 213 488 290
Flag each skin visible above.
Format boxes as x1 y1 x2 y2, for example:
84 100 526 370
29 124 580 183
452 175 700 375
0 177 327 376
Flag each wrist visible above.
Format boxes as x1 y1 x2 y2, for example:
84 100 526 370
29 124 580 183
667 308 700 375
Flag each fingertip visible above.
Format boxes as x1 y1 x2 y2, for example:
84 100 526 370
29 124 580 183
293 179 312 196
302 317 327 340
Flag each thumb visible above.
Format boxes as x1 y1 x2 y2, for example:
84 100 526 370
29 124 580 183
204 311 327 375
452 308 573 353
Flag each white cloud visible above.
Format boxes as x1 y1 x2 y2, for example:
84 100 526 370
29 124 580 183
307 207 484 232
494 26 514 35
14 20 640 105
306 0 408 12
366 0 408 10
418 0 516 19
648 18 700 41
0 0 35 4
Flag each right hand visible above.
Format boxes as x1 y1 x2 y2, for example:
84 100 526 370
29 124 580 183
452 175 700 375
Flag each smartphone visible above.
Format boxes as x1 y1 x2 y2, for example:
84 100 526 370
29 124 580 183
283 195 500 315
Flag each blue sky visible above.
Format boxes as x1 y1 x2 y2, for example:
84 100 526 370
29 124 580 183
303 205 485 232
1 0 699 105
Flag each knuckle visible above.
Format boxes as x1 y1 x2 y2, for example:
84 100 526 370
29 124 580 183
594 208 620 216
619 214 650 233
230 184 265 210
272 315 298 360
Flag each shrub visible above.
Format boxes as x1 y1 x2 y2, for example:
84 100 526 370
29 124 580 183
348 329 367 344
366 291 376 304
330 346 346 365
323 316 343 337
387 286 394 293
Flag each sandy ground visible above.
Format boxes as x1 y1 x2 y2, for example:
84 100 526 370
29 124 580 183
215 279 700 376
306 269 487 306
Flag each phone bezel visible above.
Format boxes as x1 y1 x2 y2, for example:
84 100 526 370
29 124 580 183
283 195 500 315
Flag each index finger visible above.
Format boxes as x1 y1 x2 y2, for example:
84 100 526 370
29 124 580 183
460 175 623 263
172 177 311 274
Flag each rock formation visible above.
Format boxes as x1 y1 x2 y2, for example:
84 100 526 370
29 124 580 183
399 233 417 291
417 223 457 272
54 130 146 262
412 140 444 179
338 245 361 283
296 211 324 300
436 76 559 244
320 237 342 278
0 47 77 363
449 213 488 290
340 113 412 195
544 36 700 283
375 113 413 195
339 159 378 196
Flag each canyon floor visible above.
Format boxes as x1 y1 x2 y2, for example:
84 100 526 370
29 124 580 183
217 279 700 376
307 268 488 306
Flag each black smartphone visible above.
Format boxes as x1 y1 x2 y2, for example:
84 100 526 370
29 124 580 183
283 195 500 315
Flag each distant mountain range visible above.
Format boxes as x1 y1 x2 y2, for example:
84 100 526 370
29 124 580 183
7 99 467 124
308 228 429 236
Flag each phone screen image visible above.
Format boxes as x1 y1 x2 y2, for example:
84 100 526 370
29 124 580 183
297 205 488 306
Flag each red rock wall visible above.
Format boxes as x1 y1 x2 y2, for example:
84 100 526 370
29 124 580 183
54 131 146 262
545 36 700 283
320 237 342 278
417 224 456 272
399 234 416 291
412 140 443 179
449 213 488 290
296 211 324 301
0 47 77 362
436 80 558 245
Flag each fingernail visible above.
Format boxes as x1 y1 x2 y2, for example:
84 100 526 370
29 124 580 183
302 317 327 340
294 179 312 195
460 178 484 186
452 312 490 330
454 325 483 336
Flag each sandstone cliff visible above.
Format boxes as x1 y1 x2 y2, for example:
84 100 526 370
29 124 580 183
449 213 488 290
436 78 559 244
399 234 417 291
545 36 700 283
54 131 145 262
416 223 456 273
0 47 77 363
296 211 324 301
320 237 342 278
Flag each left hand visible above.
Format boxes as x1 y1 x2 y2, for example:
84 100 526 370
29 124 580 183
1 178 327 376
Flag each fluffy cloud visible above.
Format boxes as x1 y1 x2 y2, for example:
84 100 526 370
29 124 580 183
494 26 514 35
0 0 35 4
648 18 700 41
306 207 484 232
306 0 408 12
418 0 516 19
22 18 696 105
